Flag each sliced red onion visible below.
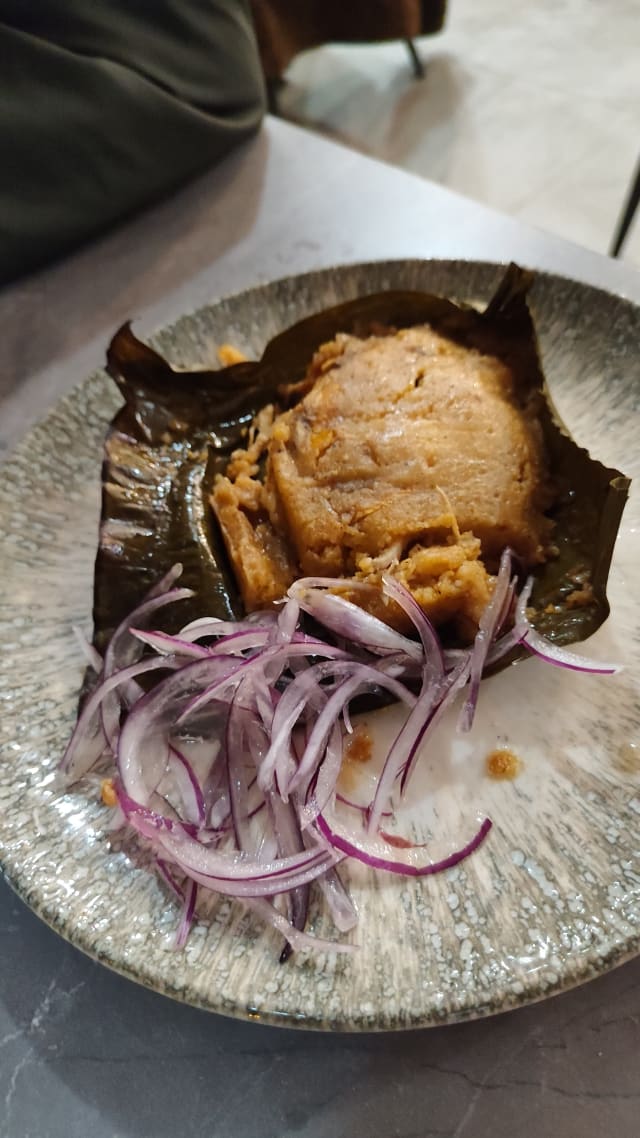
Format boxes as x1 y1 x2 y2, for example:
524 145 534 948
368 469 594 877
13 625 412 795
98 584 195 753
209 788 232 831
146 562 186 599
257 658 348 794
291 583 423 662
227 686 263 854
495 577 517 637
178 614 277 641
116 785 198 837
61 656 180 783
275 595 301 644
310 865 358 933
130 629 210 659
68 558 620 957
521 628 622 673
103 586 195 680
266 789 310 958
459 548 513 733
336 793 393 819
117 656 242 804
268 789 307 866
167 745 206 826
367 656 468 835
243 897 356 954
484 625 526 667
366 582 451 836
514 576 535 623
300 720 344 828
174 878 198 949
208 628 275 656
72 625 103 672
316 810 492 876
179 641 347 729
130 818 339 898
252 663 278 734
381 574 444 682
268 664 356 795
399 656 471 795
480 576 535 667
155 857 185 902
63 712 107 783
286 664 417 802
513 577 621 673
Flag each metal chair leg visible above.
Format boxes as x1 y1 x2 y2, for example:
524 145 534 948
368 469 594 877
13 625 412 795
610 155 640 258
405 38 425 80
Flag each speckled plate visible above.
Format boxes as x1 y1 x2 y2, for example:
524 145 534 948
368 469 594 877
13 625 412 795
1 260 639 1032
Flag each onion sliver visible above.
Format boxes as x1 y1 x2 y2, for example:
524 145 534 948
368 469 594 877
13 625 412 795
62 656 181 782
316 811 492 876
291 583 423 662
459 548 514 732
128 817 339 897
521 627 621 673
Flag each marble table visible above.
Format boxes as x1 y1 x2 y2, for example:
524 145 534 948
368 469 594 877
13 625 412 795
1 117 639 1138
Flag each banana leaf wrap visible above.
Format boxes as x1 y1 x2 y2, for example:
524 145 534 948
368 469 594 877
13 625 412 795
93 264 630 666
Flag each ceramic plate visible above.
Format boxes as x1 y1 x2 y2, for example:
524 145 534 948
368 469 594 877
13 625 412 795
1 260 639 1031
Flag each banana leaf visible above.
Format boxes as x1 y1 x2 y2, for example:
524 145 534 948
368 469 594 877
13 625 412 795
93 264 630 666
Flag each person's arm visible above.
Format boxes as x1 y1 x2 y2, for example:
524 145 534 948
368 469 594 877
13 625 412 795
0 0 266 286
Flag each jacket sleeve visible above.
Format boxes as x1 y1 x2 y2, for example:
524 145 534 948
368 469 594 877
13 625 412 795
0 1 266 286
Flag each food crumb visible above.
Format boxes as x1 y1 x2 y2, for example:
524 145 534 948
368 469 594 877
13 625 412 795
343 724 373 764
486 748 522 780
616 741 640 774
101 778 118 807
338 724 374 793
565 582 594 608
217 343 248 366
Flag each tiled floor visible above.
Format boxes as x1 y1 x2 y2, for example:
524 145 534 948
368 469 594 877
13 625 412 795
277 0 640 270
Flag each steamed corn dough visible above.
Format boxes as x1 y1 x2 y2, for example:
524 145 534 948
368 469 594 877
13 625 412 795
212 324 554 638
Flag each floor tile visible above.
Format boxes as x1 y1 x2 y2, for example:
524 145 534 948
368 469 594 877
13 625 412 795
278 0 640 270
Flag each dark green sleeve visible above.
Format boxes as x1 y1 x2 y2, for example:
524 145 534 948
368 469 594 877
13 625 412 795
0 1 266 286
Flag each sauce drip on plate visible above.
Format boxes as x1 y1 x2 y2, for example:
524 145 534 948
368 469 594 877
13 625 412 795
486 748 522 781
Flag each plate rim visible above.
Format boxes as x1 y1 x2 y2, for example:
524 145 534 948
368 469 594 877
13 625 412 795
1 256 639 1031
